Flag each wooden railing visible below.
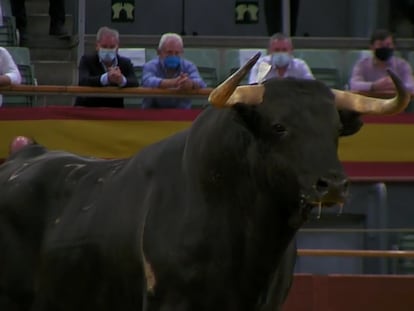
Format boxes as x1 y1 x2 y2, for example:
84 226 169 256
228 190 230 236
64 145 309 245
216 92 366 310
0 85 214 98
0 84 411 99
298 249 414 258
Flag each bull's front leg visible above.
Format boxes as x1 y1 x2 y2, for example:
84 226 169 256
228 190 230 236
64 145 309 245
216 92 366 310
142 262 245 311
143 287 244 311
259 239 297 311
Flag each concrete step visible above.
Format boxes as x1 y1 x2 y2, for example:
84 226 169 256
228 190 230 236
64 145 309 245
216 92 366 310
22 0 76 107
24 34 79 57
26 14 74 35
32 60 77 85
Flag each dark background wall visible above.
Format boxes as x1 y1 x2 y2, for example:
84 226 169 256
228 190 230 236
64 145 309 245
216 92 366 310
69 0 393 37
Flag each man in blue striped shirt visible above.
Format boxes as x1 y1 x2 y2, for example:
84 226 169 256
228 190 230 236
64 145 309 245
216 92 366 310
141 33 207 109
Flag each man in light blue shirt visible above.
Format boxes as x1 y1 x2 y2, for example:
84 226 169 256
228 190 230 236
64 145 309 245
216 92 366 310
141 33 207 109
248 33 314 84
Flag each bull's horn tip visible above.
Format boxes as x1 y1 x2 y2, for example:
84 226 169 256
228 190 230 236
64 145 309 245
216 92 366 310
242 52 261 71
252 51 261 62
386 68 396 79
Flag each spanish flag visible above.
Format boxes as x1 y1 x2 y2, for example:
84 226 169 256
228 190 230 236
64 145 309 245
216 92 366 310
0 107 198 159
1 107 414 181
339 114 414 181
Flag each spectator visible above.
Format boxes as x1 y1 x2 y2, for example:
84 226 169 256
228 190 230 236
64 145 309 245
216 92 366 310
141 33 207 109
74 26 138 108
248 33 314 84
349 29 414 93
7 136 48 162
0 47 22 107
8 136 35 155
11 0 68 44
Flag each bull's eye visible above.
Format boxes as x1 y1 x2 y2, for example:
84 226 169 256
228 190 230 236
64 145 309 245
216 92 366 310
271 123 287 137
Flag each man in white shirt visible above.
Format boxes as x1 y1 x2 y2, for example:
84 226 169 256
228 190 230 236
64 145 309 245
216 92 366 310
248 33 314 84
0 47 22 107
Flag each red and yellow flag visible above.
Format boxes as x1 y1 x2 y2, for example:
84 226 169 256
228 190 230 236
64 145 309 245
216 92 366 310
1 108 414 181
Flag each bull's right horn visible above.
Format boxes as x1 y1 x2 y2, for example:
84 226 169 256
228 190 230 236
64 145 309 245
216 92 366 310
332 69 411 115
208 52 261 108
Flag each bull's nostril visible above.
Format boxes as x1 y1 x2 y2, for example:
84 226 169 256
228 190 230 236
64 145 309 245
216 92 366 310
316 178 329 193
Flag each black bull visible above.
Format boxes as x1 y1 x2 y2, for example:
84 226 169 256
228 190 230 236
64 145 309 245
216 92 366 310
0 76 407 311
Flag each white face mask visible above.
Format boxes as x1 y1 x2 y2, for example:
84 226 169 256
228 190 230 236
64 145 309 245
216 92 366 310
271 52 291 68
98 48 117 63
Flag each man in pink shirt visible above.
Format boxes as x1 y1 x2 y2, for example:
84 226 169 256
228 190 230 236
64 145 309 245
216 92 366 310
349 29 414 93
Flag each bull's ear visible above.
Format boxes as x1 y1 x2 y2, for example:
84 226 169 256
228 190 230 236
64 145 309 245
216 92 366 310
338 110 363 136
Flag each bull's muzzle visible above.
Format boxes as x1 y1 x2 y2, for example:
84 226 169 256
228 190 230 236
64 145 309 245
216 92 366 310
314 176 349 205
302 174 350 218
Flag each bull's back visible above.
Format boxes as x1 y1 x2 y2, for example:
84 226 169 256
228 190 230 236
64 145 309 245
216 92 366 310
0 130 192 310
0 150 147 310
38 133 193 310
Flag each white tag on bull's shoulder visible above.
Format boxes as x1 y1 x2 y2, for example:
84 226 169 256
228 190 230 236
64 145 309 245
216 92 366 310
256 62 272 84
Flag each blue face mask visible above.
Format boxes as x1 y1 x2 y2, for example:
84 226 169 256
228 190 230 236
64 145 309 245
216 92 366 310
271 52 291 68
163 55 181 70
98 48 117 63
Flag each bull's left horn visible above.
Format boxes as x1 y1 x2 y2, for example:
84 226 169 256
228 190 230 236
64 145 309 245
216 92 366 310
208 52 261 108
332 69 411 115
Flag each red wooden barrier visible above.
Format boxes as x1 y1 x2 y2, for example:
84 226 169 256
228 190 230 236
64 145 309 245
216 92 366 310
283 274 414 311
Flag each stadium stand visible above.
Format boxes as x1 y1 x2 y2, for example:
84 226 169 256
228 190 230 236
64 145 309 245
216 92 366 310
0 0 18 45
293 49 344 89
0 16 17 46
182 48 220 87
3 46 36 107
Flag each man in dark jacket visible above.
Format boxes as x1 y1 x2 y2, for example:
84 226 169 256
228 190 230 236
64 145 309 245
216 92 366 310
75 26 139 108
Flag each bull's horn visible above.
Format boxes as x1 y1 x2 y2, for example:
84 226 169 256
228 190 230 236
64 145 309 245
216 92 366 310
208 52 261 108
332 69 411 115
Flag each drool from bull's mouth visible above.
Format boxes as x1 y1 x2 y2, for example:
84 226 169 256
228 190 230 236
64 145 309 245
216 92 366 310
300 193 346 219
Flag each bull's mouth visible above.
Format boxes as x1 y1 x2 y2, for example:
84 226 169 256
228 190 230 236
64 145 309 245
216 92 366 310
298 176 349 219
300 191 347 219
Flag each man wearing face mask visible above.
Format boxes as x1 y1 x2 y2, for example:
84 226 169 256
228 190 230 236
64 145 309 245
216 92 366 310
75 26 138 108
248 33 314 84
141 33 207 109
349 29 414 93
